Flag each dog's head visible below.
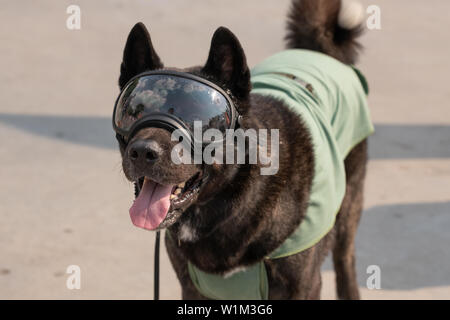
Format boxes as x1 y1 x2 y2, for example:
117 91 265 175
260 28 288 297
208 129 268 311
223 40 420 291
115 23 251 231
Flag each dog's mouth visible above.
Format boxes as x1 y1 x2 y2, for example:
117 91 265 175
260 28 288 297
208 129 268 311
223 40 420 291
129 171 204 230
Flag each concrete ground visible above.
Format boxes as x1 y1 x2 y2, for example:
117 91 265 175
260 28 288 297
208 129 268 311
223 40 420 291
0 0 449 299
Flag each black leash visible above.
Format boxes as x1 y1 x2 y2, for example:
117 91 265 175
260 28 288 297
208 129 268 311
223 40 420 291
154 230 160 300
135 181 160 300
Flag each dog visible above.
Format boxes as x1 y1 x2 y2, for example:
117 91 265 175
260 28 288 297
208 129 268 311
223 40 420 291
114 0 373 299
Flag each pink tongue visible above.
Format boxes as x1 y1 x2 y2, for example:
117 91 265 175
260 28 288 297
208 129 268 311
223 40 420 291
129 178 173 230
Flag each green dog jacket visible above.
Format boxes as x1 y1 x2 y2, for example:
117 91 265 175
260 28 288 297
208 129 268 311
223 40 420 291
188 49 374 300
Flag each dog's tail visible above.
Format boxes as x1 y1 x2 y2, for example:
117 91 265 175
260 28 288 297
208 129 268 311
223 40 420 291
285 0 365 64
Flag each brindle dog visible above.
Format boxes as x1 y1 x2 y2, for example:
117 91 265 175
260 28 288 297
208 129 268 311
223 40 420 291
116 0 368 299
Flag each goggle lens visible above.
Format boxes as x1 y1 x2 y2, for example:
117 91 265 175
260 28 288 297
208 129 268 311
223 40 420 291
114 74 232 137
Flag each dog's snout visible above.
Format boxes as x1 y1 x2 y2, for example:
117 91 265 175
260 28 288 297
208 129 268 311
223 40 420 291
128 140 161 164
122 127 199 184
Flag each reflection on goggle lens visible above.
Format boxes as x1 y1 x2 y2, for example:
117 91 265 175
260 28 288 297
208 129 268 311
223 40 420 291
114 75 232 135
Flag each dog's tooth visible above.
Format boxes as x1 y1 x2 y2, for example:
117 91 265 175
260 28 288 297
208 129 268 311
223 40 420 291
178 182 185 188
170 194 177 200
174 188 181 195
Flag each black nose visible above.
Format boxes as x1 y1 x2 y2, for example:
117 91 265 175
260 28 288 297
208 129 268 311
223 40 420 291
128 140 161 164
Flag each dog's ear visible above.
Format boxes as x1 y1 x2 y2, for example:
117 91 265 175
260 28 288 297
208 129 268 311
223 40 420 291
119 22 163 89
202 27 251 99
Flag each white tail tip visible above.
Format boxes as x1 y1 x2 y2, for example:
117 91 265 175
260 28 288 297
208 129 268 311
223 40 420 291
338 0 365 30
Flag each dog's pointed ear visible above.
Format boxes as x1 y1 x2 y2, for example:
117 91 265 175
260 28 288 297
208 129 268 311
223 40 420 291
202 27 251 99
119 22 163 89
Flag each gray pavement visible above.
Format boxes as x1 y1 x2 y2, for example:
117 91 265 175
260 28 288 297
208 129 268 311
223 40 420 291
0 0 449 299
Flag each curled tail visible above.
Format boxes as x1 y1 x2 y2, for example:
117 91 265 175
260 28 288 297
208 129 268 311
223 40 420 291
285 0 365 64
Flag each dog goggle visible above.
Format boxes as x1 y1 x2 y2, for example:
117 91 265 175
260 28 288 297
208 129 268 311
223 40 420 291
112 70 240 146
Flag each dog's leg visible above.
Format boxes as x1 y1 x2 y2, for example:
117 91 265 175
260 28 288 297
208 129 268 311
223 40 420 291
164 231 208 300
265 229 334 300
332 139 367 300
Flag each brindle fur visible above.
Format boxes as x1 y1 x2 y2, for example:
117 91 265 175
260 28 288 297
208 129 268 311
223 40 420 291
117 0 368 299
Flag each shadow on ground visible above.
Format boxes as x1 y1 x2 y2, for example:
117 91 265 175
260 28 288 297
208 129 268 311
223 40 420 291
323 201 450 290
0 113 117 150
1 113 450 159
